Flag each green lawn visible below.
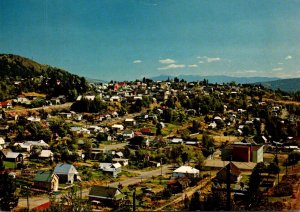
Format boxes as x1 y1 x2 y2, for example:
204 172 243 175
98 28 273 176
3 161 17 169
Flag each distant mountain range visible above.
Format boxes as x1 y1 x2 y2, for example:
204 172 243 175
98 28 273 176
150 74 300 92
86 77 107 84
150 74 280 84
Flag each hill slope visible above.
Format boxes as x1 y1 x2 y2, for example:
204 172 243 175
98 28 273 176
256 78 300 92
0 54 89 100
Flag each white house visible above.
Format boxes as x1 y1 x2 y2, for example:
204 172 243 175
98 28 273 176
110 96 121 102
112 158 129 166
0 137 5 145
39 150 53 160
124 118 136 126
171 138 183 144
172 166 199 178
123 130 134 139
112 124 124 132
99 162 122 177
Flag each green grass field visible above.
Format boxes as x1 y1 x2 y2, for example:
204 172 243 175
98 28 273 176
4 161 17 169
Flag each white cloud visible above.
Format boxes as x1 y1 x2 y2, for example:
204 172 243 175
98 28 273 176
159 58 176 64
207 57 221 63
133 60 142 64
272 67 283 71
197 56 222 63
285 55 292 60
244 70 257 73
158 64 186 70
188 64 198 68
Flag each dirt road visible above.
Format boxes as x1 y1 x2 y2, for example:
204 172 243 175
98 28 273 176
5 102 73 116
17 165 172 210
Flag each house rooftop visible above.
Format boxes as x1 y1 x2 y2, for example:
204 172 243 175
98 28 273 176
33 171 55 182
88 186 124 200
173 166 199 174
53 163 77 174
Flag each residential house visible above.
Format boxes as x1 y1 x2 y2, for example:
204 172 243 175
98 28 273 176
76 95 95 101
111 124 124 133
123 130 134 140
110 96 121 102
111 151 124 158
2 151 24 163
112 158 129 166
50 97 60 105
70 127 90 135
172 166 199 178
124 118 136 127
25 140 50 150
141 128 152 136
88 186 125 206
88 125 103 134
99 162 122 178
215 162 242 184
27 116 41 122
58 112 72 119
171 138 184 144
114 82 126 91
38 150 53 160
167 177 190 193
7 112 18 121
33 171 59 191
0 137 5 146
73 113 83 121
13 142 32 152
53 163 80 184
208 122 217 129
0 101 12 109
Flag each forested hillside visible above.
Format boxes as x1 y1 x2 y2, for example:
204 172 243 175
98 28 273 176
0 54 89 101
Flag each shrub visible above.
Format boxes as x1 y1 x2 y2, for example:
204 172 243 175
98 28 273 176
273 183 293 197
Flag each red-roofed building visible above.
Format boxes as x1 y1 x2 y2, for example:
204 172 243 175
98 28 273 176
141 128 152 135
134 131 142 136
114 82 126 91
0 101 12 109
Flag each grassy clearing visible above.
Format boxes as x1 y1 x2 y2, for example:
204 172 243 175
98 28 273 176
4 161 17 169
162 123 180 136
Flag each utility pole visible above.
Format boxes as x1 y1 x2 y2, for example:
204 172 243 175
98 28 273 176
286 159 288 176
226 161 231 211
133 188 136 212
160 158 163 176
26 186 30 211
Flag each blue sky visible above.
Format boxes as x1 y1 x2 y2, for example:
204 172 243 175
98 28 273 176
1 0 300 81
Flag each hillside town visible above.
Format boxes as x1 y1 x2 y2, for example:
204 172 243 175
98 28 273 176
0 77 300 211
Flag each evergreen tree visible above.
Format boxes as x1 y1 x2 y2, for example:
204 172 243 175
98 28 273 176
189 191 201 211
0 172 19 211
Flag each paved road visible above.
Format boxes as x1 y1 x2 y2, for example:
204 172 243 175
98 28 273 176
17 165 172 210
